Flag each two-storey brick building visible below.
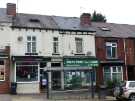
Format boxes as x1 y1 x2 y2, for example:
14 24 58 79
93 22 135 85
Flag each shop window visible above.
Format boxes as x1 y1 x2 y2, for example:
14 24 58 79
0 60 5 81
64 71 96 89
27 36 37 53
106 42 117 59
104 66 123 82
16 62 38 82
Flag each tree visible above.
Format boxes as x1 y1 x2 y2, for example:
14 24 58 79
91 11 107 22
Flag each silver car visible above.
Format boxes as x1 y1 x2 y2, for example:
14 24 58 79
114 81 135 101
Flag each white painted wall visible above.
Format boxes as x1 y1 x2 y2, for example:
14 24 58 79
8 29 96 57
17 83 40 94
0 26 10 48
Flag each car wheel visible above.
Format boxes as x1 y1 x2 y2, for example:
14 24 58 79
129 94 135 101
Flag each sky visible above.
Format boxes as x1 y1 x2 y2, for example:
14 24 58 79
0 0 135 24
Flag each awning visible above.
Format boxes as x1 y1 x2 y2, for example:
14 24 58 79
12 56 51 62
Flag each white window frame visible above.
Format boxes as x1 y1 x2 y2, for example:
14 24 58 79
27 36 37 53
53 37 59 54
15 61 40 83
103 66 123 82
75 38 83 54
0 60 5 81
106 42 117 59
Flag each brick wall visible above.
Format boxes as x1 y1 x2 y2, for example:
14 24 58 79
0 46 10 93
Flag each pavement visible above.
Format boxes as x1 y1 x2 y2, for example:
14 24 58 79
0 94 116 101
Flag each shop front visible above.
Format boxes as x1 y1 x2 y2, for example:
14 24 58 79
12 56 50 94
63 56 99 90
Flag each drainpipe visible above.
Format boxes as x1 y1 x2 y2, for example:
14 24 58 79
123 38 128 80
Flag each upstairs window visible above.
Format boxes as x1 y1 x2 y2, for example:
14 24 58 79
106 42 117 59
75 38 83 53
53 37 59 54
27 36 36 53
0 60 5 81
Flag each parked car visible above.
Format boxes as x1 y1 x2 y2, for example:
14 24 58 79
113 81 135 101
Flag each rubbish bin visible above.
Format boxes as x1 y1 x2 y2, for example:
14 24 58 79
10 82 17 94
99 85 107 99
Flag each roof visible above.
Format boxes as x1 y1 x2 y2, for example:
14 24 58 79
12 13 95 32
1 8 135 37
92 22 135 38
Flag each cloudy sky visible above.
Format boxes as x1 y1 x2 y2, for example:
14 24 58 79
1 0 135 24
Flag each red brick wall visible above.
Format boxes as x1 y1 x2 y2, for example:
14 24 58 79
0 46 10 93
95 37 125 61
95 37 126 85
125 39 135 65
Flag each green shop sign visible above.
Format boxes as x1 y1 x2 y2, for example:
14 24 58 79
63 58 99 67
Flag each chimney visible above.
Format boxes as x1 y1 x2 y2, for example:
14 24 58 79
80 13 91 27
6 3 16 16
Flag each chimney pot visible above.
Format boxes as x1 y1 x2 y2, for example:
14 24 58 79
80 13 91 27
7 3 16 16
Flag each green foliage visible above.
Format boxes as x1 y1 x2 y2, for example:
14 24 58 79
106 79 120 89
91 11 107 22
69 75 82 88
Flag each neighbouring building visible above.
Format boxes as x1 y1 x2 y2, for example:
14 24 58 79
93 22 135 86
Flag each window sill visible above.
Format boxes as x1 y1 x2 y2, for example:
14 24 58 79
16 81 39 84
74 53 85 56
0 80 5 82
106 58 118 60
25 53 38 56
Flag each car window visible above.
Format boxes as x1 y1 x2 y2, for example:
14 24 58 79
129 82 135 87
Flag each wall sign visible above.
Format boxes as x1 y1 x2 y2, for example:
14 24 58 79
63 58 99 67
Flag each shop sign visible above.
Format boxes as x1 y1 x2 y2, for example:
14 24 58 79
63 58 99 67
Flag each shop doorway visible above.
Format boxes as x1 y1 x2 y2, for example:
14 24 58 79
52 71 61 90
40 69 47 93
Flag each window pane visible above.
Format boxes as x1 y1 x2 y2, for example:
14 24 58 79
27 36 31 41
104 67 110 72
118 67 122 72
112 47 116 58
104 73 111 81
27 42 31 53
112 67 117 72
0 64 4 81
106 46 111 58
32 42 36 53
129 82 135 87
32 36 36 41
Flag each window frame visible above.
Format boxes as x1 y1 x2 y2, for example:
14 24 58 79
106 42 117 59
15 61 40 83
0 60 5 81
53 37 59 54
75 37 83 54
103 66 123 82
26 36 37 53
